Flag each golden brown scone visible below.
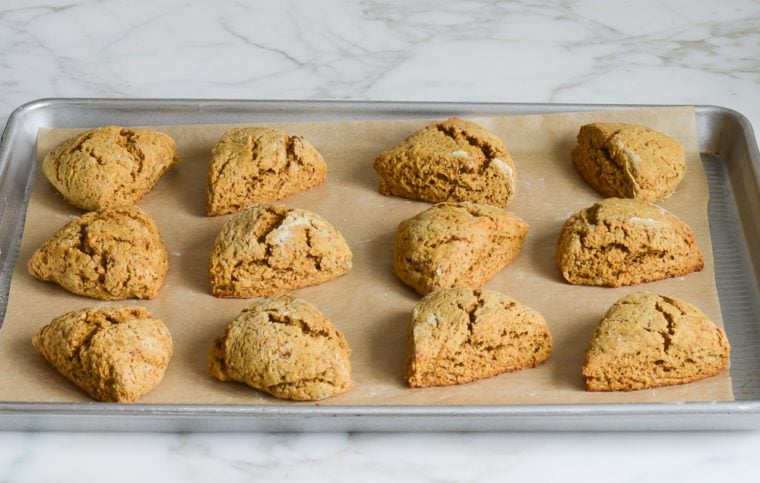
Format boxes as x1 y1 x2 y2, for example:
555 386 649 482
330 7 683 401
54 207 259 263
405 288 552 388
43 126 178 211
209 204 352 298
28 206 169 300
208 293 352 401
373 118 516 207
583 292 730 391
206 127 327 216
571 122 686 202
556 198 703 287
393 202 528 295
32 306 173 402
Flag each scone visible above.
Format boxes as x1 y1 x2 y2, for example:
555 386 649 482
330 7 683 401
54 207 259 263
583 292 730 391
556 198 703 287
405 288 552 388
373 118 516 207
208 293 352 401
32 306 173 402
571 122 686 202
28 206 169 300
209 204 352 297
394 202 528 295
206 127 327 216
43 126 178 211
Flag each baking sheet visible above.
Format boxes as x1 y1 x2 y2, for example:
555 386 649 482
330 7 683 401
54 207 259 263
0 106 733 405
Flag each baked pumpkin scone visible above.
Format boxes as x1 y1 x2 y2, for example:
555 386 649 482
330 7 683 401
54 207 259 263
208 293 352 401
571 122 686 202
43 126 178 211
583 292 730 391
556 198 703 287
33 306 173 402
373 117 516 207
394 202 528 295
28 206 169 300
406 288 552 388
209 204 352 297
206 127 327 216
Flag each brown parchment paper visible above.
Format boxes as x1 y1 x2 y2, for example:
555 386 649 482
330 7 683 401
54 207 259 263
0 106 733 405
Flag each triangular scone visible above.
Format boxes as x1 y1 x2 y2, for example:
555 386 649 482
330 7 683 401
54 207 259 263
208 293 351 401
394 202 529 295
43 126 177 211
556 198 703 287
28 206 168 300
206 127 327 216
572 123 686 202
583 292 730 391
33 306 173 402
209 204 352 297
373 118 516 207
406 288 552 388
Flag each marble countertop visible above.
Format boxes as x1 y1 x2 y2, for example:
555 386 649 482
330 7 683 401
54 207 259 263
1 0 759 481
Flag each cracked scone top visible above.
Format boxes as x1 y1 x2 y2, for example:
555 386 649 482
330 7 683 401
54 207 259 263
208 293 352 401
571 122 686 202
394 202 529 295
373 118 516 207
206 127 327 216
43 126 178 211
583 292 730 391
406 288 552 388
209 204 352 297
33 306 173 402
556 198 703 287
27 205 169 300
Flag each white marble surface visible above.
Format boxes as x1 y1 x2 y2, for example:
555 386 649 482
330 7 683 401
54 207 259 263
1 0 760 481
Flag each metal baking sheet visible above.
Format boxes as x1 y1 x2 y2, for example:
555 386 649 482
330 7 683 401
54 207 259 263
0 99 758 431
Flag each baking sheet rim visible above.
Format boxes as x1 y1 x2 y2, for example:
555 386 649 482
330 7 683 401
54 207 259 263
0 99 757 430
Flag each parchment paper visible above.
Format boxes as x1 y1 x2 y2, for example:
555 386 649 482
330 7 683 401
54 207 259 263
0 106 733 405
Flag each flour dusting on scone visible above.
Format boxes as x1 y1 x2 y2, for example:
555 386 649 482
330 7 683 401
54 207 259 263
209 204 352 297
556 198 703 287
208 293 352 401
43 126 178 211
583 292 730 391
373 118 516 207
393 202 528 295
206 127 327 216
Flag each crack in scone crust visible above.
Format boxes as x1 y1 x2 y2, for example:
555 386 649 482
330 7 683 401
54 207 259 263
405 288 552 388
206 127 327 216
27 205 169 300
571 122 686 202
32 306 173 402
556 198 704 287
209 204 352 297
207 293 352 401
373 117 516 207
42 126 177 211
393 201 529 295
582 292 730 391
